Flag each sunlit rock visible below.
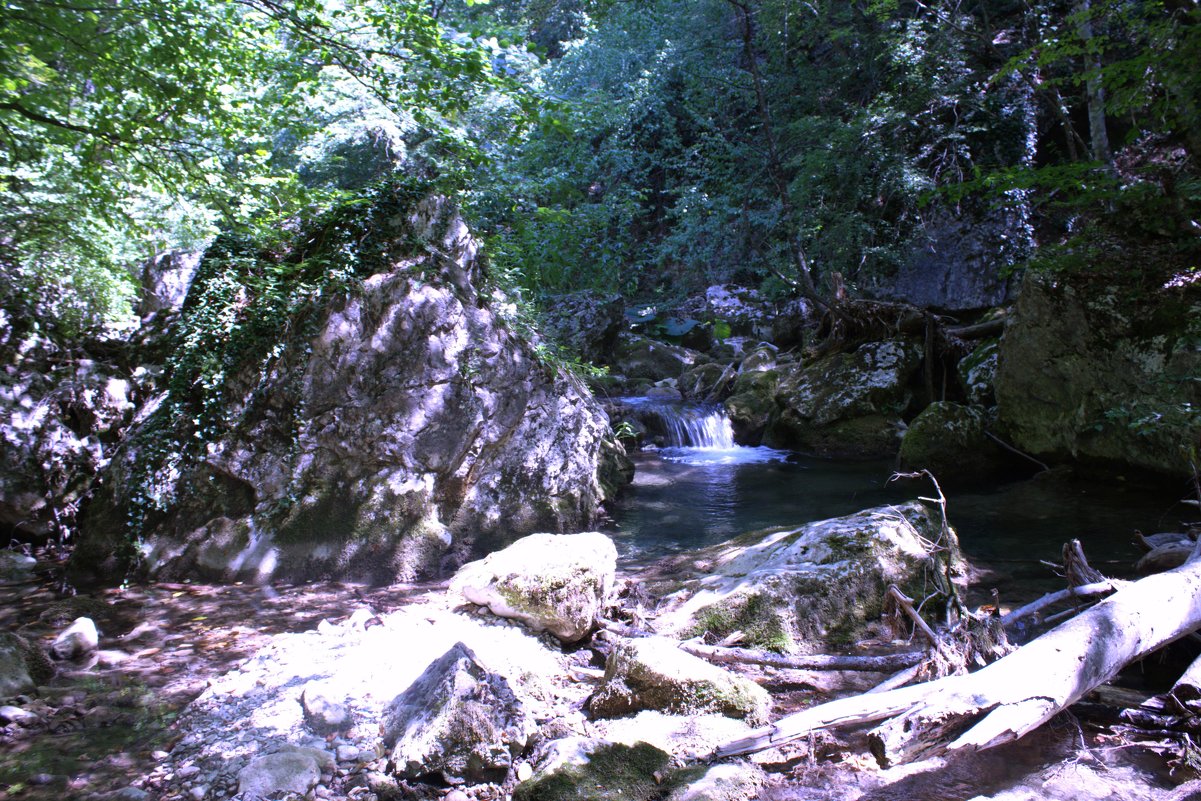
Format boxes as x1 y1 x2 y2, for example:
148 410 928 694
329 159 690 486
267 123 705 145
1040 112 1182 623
662 762 766 801
449 532 617 643
51 616 99 660
651 501 965 653
514 740 671 801
588 636 769 723
382 641 537 785
71 195 629 585
301 680 351 735
237 746 332 800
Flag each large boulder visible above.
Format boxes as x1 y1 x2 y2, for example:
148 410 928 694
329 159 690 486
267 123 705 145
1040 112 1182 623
651 501 964 653
539 291 626 364
588 636 769 723
71 193 629 585
898 401 1012 487
449 532 617 643
382 641 537 785
995 272 1201 477
765 340 923 458
611 333 709 383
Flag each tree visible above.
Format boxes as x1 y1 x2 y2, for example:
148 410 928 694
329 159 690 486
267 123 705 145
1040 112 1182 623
0 0 502 340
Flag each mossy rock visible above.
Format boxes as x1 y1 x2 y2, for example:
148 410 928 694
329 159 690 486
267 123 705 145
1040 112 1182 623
513 742 671 801
898 401 1010 487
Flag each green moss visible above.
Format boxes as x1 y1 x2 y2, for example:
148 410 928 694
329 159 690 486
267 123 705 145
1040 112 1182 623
689 591 794 654
513 742 671 801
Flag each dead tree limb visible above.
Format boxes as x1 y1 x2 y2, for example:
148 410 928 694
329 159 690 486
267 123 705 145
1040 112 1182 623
714 541 1201 764
998 580 1124 631
679 641 925 673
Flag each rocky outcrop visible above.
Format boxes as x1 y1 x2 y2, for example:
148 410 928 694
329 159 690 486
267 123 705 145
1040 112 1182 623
589 636 769 723
651 501 964 652
539 290 625 364
898 402 1012 486
382 641 537 784
766 340 923 458
611 333 710 383
449 532 617 643
71 193 629 585
995 272 1201 477
138 251 202 319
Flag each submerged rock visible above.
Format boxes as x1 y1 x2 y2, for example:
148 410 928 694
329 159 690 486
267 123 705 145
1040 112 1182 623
381 641 537 785
588 636 769 723
449 532 617 643
71 193 629 585
651 501 964 652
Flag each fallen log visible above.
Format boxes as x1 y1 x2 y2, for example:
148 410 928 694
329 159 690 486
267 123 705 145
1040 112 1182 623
1170 652 1201 713
679 641 926 673
714 540 1201 764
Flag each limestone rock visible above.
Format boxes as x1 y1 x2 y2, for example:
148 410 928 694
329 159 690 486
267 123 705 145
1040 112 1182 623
589 637 769 723
139 251 202 318
958 337 999 407
652 501 964 652
51 617 99 660
382 642 537 784
898 401 1010 486
766 340 922 458
0 632 52 698
663 762 766 801
513 741 671 801
237 746 332 800
540 291 626 363
995 271 1201 477
450 532 617 643
679 363 733 402
72 195 628 585
613 333 709 382
301 681 351 735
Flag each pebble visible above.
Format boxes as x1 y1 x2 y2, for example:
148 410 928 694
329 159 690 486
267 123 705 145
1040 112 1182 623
336 744 360 762
445 791 470 801
187 786 207 801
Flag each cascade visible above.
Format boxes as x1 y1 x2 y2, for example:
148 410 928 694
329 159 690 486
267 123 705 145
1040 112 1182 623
658 405 737 450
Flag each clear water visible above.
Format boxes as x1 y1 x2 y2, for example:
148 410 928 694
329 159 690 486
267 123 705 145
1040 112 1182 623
606 400 1197 599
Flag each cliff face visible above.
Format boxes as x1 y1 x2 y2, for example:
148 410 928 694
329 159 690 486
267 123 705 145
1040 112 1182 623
71 193 629 585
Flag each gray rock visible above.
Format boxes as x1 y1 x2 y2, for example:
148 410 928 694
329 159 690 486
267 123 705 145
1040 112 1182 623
613 333 709 382
450 532 617 643
653 501 965 653
52 617 99 660
539 290 626 363
0 704 40 727
958 337 999 407
139 251 202 318
0 633 52 698
301 681 351 735
664 762 766 801
237 747 330 800
0 551 36 583
898 401 1009 487
382 641 537 784
996 272 1201 477
589 637 770 723
767 339 922 457
72 195 629 585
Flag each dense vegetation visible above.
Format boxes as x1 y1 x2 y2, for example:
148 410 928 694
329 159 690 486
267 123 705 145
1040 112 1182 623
2 0 1199 340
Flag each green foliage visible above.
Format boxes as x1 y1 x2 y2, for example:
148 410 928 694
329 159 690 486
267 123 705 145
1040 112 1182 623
0 0 514 341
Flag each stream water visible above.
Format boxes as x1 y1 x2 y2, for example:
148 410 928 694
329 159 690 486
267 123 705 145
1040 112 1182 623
606 399 1197 600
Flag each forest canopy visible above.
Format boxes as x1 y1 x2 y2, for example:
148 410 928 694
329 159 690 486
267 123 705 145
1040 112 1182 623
2 0 1199 340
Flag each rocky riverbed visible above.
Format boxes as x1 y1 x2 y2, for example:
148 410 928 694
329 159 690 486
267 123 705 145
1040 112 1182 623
1 520 1192 801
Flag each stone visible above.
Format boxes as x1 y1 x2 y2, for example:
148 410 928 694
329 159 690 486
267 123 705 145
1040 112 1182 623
138 250 203 318
958 337 999 408
652 501 965 653
898 401 1011 487
678 363 733 402
71 195 630 586
449 532 617 643
513 741 671 801
0 632 50 700
539 290 626 364
723 369 780 445
301 681 351 735
588 637 769 724
382 641 537 785
995 271 1201 478
0 704 40 727
612 333 709 382
51 617 100 660
0 551 36 583
766 339 922 457
663 762 766 801
237 748 329 800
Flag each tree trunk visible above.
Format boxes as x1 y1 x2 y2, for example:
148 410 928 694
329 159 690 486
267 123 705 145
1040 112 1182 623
715 543 1201 764
1075 1 1114 171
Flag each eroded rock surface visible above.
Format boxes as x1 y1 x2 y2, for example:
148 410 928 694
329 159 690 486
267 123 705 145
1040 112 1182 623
449 532 617 643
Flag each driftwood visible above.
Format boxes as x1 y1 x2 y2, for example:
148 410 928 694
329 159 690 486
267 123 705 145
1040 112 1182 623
679 641 926 673
1171 652 1201 713
946 318 1006 340
998 579 1123 631
714 541 1201 765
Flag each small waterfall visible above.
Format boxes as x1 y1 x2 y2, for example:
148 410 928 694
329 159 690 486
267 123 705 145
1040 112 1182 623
658 405 737 449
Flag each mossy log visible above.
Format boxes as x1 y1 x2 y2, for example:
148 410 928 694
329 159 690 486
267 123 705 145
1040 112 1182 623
715 540 1201 765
